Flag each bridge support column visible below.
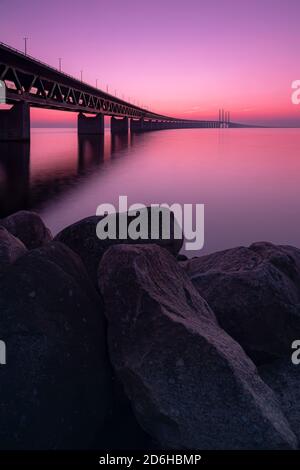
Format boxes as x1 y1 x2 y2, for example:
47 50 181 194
145 120 153 130
130 118 144 132
78 112 104 135
0 102 30 141
111 116 128 134
131 118 154 132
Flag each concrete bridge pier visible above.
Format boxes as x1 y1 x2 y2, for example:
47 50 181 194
0 102 30 141
131 118 154 132
152 121 160 130
111 116 129 134
78 112 104 135
130 118 144 132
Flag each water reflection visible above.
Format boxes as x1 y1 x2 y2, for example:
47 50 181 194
0 141 30 216
0 129 132 218
111 132 130 155
77 135 105 173
1 128 300 257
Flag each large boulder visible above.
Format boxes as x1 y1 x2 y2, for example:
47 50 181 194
98 244 297 450
55 207 183 285
0 242 112 449
0 211 52 250
260 359 300 445
182 242 300 363
0 226 27 274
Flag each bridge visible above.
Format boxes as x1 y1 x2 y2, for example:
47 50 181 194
0 42 232 141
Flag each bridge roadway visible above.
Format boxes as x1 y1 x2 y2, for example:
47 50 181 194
0 42 230 141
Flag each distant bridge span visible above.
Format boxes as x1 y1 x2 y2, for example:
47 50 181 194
0 42 232 140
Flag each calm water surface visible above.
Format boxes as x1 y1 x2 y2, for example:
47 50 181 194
0 127 299 256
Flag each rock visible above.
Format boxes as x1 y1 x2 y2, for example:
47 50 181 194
176 253 188 261
260 359 300 445
98 244 297 450
0 226 27 274
55 207 183 285
102 378 158 450
0 211 52 249
0 242 112 449
182 242 300 363
250 242 300 281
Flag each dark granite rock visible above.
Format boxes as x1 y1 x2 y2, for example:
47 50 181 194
0 211 52 249
260 358 300 446
98 244 296 450
176 253 188 261
55 207 183 285
0 242 112 449
182 242 300 363
0 226 27 274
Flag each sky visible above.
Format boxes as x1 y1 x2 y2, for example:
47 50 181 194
0 0 300 127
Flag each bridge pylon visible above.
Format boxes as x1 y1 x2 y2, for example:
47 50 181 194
0 102 30 141
78 112 104 135
111 116 129 134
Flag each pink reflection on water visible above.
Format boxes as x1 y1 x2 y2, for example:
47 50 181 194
33 128 300 256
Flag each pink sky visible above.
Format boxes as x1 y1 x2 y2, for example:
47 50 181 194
1 0 300 127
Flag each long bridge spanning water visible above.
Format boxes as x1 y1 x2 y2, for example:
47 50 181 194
0 42 237 141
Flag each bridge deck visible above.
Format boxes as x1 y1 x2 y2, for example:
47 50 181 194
0 42 220 126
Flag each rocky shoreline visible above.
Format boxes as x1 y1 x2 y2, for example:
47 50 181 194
1 210 300 449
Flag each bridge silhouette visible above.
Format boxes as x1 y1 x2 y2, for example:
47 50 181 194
0 42 236 141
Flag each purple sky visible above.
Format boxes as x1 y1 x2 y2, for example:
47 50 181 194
1 0 300 126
